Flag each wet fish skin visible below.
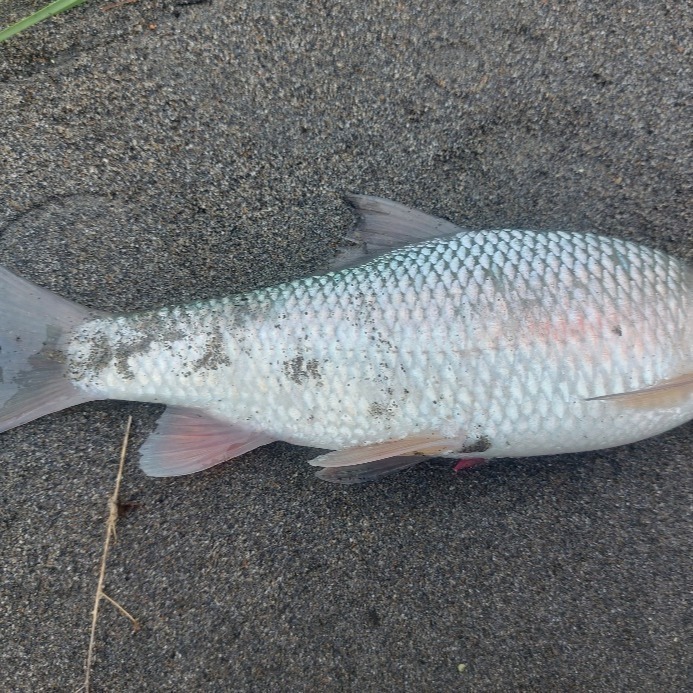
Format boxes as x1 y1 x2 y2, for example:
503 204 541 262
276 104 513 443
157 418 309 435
0 196 691 483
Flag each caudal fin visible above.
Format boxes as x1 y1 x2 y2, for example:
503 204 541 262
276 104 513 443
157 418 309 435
0 266 99 433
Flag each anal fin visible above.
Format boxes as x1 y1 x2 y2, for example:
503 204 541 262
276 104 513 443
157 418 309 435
139 406 274 477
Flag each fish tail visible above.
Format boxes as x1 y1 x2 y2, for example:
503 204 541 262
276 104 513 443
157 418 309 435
0 266 98 433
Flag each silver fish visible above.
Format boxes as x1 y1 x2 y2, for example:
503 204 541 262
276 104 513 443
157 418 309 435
1 196 691 483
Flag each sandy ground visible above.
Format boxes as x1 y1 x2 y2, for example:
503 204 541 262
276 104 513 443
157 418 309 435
0 1 691 690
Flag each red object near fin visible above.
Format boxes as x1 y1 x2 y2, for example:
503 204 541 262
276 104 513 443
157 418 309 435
453 457 487 472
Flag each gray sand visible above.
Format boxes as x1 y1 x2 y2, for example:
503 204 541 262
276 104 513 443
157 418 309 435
0 1 691 690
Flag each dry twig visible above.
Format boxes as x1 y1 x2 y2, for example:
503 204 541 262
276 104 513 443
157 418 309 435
83 416 139 693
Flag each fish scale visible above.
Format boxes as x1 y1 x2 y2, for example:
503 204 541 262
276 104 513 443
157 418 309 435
0 195 691 482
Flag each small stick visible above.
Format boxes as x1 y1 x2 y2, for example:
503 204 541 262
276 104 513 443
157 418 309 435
100 591 140 629
101 0 138 11
84 416 139 693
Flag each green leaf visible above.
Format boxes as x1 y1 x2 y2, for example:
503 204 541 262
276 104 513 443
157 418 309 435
0 0 89 44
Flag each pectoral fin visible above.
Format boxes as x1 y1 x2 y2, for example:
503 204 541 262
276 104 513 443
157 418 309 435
309 433 460 468
586 372 693 410
316 456 422 484
139 406 274 477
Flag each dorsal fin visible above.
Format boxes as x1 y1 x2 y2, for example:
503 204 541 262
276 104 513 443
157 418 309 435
330 195 468 270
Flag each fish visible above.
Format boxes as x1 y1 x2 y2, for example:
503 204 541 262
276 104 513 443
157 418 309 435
0 195 691 484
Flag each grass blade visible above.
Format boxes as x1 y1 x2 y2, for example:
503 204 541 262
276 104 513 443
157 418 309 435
0 0 89 44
